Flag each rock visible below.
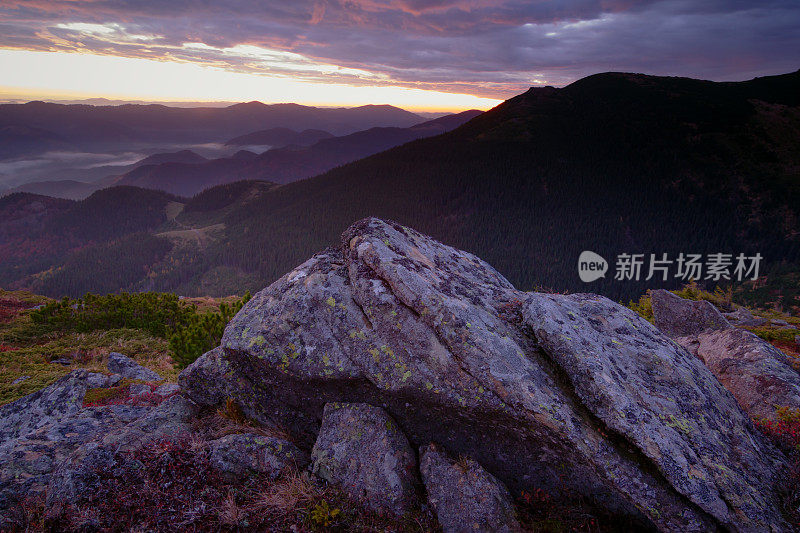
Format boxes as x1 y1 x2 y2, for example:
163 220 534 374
50 358 72 366
676 327 800 422
208 433 308 481
107 352 160 381
181 217 788 532
723 307 766 327
108 373 122 387
98 395 199 453
771 319 790 327
85 372 110 389
0 404 151 520
419 443 519 533
153 383 181 397
128 383 151 396
650 289 732 337
0 370 89 446
10 376 30 385
796 335 800 345
46 395 199 506
180 346 297 434
310 403 418 515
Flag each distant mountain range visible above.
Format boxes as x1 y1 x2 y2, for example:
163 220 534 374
1 70 798 301
2 109 477 199
0 101 424 159
2 150 209 200
115 110 483 196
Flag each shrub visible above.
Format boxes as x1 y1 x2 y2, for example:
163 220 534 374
627 292 654 322
169 292 251 368
27 290 251 370
30 292 193 338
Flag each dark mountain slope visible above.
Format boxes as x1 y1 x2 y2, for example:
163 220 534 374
204 71 800 299
225 128 334 147
46 186 178 242
117 109 484 196
4 71 799 300
0 187 178 294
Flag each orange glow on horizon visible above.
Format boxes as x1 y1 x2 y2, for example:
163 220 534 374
0 49 502 112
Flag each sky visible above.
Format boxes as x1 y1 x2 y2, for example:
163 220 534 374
0 1 799 111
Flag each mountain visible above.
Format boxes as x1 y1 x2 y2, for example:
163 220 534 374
184 70 800 299
0 125 71 159
0 187 178 294
135 149 208 166
2 71 799 301
2 150 209 200
224 128 334 147
0 100 425 157
116 109 484 196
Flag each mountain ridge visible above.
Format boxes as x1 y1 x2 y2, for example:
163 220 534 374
2 70 798 300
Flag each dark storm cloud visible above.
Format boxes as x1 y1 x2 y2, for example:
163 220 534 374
1 0 798 99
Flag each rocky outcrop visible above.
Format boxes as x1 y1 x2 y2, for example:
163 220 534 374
0 405 151 514
46 396 199 505
0 355 182 527
208 433 308 481
107 352 160 381
310 402 418 515
650 289 732 337
420 443 519 533
0 371 90 446
181 217 789 532
723 307 767 328
153 383 181 396
653 294 800 422
686 329 800 421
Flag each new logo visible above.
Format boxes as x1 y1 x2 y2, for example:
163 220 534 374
578 251 608 282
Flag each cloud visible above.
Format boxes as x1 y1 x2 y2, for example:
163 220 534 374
0 0 798 100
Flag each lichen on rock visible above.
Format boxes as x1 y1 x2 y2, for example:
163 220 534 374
181 217 789 532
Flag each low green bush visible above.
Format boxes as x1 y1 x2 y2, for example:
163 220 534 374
169 293 250 369
29 290 251 369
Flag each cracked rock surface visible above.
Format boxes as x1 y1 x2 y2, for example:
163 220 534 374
181 217 788 532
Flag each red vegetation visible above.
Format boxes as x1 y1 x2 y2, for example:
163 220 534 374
0 297 29 324
758 416 800 454
756 409 800 528
82 383 169 408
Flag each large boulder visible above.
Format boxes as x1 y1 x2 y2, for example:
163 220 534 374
651 291 800 422
420 443 519 533
310 402 418 515
181 217 789 532
672 325 800 422
650 289 732 337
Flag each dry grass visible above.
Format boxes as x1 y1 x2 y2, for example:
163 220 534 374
253 469 319 513
218 491 247 527
190 406 293 443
